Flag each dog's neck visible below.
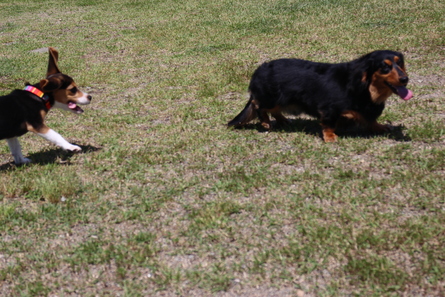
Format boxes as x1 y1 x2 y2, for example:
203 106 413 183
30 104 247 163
24 85 52 110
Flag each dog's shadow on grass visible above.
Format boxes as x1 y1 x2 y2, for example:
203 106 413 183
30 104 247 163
231 118 411 142
0 145 101 171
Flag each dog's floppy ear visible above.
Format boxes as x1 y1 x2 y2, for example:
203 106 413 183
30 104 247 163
39 76 63 92
360 56 380 84
47 47 61 76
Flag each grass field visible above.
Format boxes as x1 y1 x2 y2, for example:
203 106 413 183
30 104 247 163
1 0 445 296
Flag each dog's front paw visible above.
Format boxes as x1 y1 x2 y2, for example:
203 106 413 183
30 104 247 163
66 145 82 152
322 126 338 143
324 134 338 143
370 122 392 134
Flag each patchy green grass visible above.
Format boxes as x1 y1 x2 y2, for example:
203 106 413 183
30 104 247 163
1 0 445 296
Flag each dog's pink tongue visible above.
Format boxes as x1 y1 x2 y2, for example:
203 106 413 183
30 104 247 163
396 86 413 100
68 102 77 109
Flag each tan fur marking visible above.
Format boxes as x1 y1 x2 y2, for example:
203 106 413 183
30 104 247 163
26 122 49 134
251 97 260 110
40 109 47 119
25 110 48 133
369 71 394 104
52 83 82 104
321 125 338 142
341 110 366 125
369 55 410 104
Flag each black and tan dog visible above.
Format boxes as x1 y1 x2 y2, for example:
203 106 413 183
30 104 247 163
0 47 92 164
228 50 413 142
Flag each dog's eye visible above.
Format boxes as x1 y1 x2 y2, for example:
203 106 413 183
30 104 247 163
70 87 78 94
381 64 392 74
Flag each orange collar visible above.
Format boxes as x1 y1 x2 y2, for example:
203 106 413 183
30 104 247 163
24 85 51 110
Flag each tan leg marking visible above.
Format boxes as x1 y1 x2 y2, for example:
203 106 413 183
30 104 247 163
321 125 338 142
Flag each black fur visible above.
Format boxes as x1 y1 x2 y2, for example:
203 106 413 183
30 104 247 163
228 50 411 141
0 88 52 139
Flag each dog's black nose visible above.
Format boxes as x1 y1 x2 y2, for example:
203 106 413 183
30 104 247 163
87 95 92 101
399 77 409 85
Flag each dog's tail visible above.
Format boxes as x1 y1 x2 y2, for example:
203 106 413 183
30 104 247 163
228 94 257 127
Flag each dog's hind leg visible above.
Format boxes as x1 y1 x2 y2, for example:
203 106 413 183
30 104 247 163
257 109 272 130
270 107 291 128
7 137 31 165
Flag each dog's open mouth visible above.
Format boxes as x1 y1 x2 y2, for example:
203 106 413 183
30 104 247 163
385 82 413 100
68 101 84 114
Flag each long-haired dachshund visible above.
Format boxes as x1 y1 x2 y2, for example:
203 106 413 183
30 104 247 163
228 50 413 142
0 47 92 164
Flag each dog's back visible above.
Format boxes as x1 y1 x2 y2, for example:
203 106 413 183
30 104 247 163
248 59 353 118
0 90 36 139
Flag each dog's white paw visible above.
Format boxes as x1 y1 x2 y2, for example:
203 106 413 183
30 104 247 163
66 145 82 152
